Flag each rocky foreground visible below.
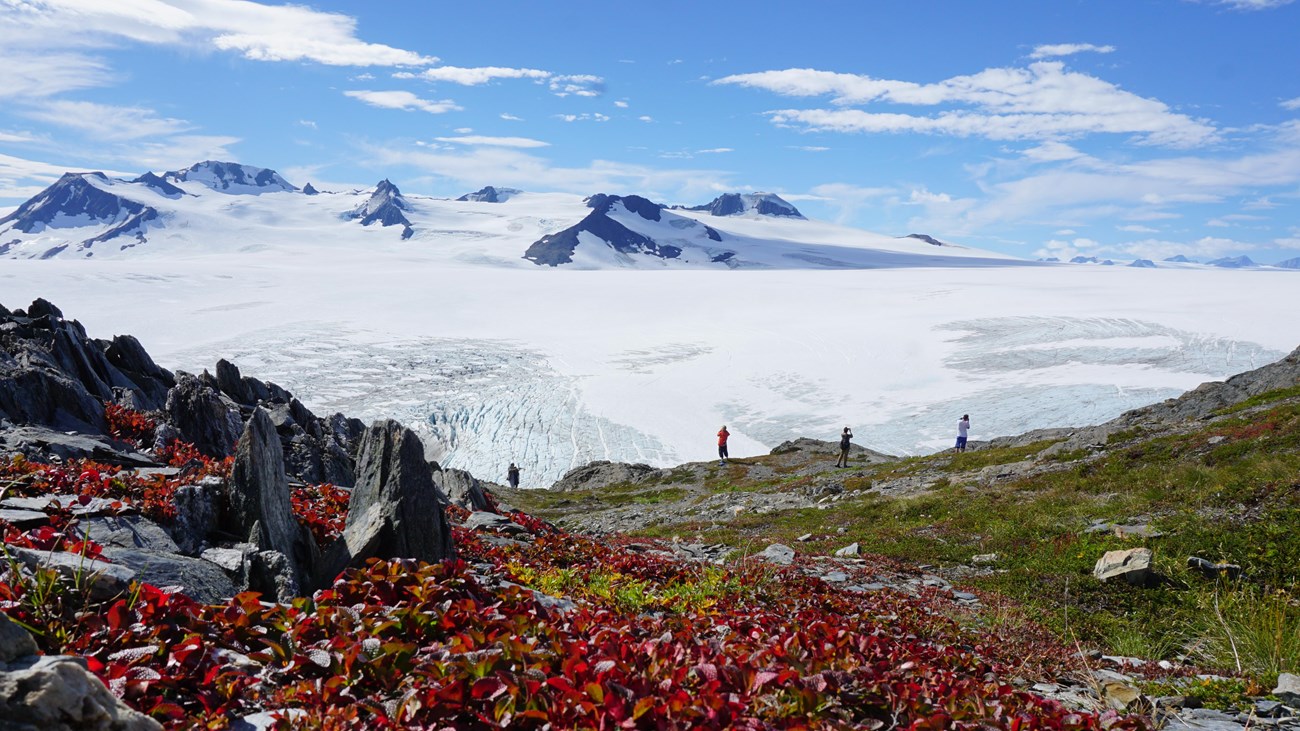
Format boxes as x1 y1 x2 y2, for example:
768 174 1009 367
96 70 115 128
1 298 1298 729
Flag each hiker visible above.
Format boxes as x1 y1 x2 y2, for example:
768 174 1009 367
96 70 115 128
955 414 970 452
836 426 853 467
717 425 730 465
507 462 520 488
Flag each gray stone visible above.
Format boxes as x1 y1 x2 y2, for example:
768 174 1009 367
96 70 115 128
953 591 980 603
758 543 795 565
97 546 236 605
971 553 999 564
6 546 135 601
76 514 179 553
436 468 493 511
316 420 454 588
0 612 38 664
834 542 861 557
0 653 163 730
551 460 659 492
1254 700 1285 718
248 550 299 603
1187 556 1244 581
201 546 251 576
165 372 242 457
464 511 514 531
1274 672 1300 704
796 533 814 542
226 408 317 597
169 483 219 555
0 427 153 467
1093 547 1153 585
821 571 848 583
1176 708 1249 731
0 508 47 528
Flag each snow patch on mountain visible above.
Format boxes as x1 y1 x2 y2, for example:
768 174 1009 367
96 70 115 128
457 186 522 203
345 179 414 240
683 192 804 219
0 173 162 258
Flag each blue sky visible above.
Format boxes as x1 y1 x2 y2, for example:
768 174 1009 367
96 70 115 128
2 0 1299 263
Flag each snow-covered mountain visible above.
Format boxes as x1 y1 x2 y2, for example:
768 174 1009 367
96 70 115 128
1206 255 1257 268
0 161 1023 268
165 160 297 194
679 192 804 219
1275 257 1300 269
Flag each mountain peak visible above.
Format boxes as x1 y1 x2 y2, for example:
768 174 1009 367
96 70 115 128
684 192 804 219
1206 255 1256 268
903 233 950 247
132 172 186 198
0 171 159 257
345 179 413 239
456 185 521 203
302 182 320 196
165 161 297 194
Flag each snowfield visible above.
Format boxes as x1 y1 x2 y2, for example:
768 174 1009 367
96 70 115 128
1 171 1294 485
0 254 1292 486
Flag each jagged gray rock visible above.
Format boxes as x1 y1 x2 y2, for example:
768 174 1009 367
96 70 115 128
226 408 317 599
76 514 179 553
0 612 38 664
0 653 163 730
168 481 220 555
97 546 236 605
759 543 796 565
6 547 135 601
316 420 454 587
165 372 242 457
437 468 492 511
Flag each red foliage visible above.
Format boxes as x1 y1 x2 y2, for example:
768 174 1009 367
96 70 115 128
104 404 157 449
290 484 351 545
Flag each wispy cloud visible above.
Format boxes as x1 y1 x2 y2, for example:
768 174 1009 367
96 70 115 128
715 62 1218 148
696 148 733 154
1029 43 1116 59
1200 0 1295 9
500 113 524 121
614 100 629 108
344 90 461 114
1 0 437 67
434 135 550 148
638 115 654 123
20 100 191 141
0 53 114 99
790 145 830 152
396 65 550 85
1282 97 1300 110
555 113 610 122
549 74 604 97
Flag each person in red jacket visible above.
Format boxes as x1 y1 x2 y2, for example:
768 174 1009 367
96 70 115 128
717 425 730 466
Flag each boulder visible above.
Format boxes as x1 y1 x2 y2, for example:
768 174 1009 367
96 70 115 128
1273 672 1300 704
437 468 492 511
0 426 154 466
96 546 236 605
1093 547 1153 585
834 542 861 557
226 408 317 597
550 460 659 492
1186 556 1243 581
104 334 174 411
0 654 163 730
316 420 454 587
758 543 796 565
6 547 135 601
770 437 897 464
165 372 242 457
168 481 220 555
76 514 180 553
0 612 38 664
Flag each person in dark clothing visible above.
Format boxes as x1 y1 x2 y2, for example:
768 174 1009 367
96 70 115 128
507 462 520 488
717 425 730 466
836 426 853 467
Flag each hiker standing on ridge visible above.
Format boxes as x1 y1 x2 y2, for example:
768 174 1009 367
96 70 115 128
507 462 521 488
717 425 730 466
836 426 853 468
955 415 970 453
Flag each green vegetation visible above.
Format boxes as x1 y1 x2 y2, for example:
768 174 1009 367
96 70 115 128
613 391 1300 692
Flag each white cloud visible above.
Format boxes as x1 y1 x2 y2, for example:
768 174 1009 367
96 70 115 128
1055 229 1077 235
363 142 732 200
298 120 317 129
638 115 654 123
0 130 38 143
549 74 604 97
807 182 894 224
614 100 629 108
716 62 1218 148
0 52 114 99
1 0 436 67
20 100 191 140
697 148 733 154
344 90 461 114
125 133 242 170
1118 224 1159 233
790 145 830 152
453 127 473 134
1282 97 1300 110
1204 0 1295 9
1028 43 1116 59
500 113 524 121
433 135 550 148
398 65 550 85
555 113 609 123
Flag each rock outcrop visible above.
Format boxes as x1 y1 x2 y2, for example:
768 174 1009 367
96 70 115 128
165 372 242 458
226 408 319 600
436 467 493 511
550 460 659 492
317 421 454 587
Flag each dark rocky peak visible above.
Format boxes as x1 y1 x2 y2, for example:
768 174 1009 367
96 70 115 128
904 233 949 247
131 172 186 198
585 193 663 222
302 182 320 196
0 172 156 236
345 179 413 240
1274 257 1300 269
683 192 804 219
1206 255 1256 268
1163 254 1196 263
456 185 521 203
164 161 297 194
1070 256 1101 264
1129 259 1156 268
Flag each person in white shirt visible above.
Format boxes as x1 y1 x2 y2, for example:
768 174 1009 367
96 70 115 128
955 414 970 452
